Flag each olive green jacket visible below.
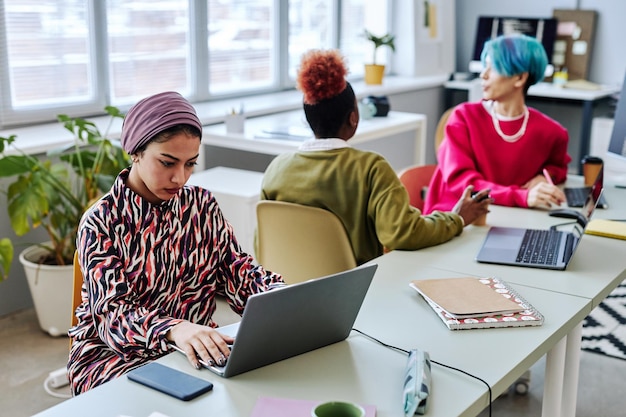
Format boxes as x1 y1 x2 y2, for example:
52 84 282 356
260 143 463 265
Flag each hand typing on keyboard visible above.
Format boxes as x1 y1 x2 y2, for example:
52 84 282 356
166 321 235 370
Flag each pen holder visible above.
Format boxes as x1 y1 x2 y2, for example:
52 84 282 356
225 114 245 134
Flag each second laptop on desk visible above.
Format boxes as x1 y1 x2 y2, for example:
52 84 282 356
564 186 608 208
475 170 603 270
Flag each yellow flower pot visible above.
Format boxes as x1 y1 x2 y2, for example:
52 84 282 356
364 64 385 85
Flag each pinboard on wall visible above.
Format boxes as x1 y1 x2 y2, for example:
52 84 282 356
551 9 597 81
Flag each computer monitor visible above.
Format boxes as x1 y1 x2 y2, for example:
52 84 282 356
605 71 626 186
469 16 558 77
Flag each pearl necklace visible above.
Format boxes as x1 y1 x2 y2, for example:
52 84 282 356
490 103 529 143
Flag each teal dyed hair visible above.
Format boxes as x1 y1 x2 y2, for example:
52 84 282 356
480 34 548 88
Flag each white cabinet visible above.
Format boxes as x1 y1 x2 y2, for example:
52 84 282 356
187 167 264 255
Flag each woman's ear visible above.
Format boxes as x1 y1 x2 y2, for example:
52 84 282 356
349 108 359 128
515 72 529 88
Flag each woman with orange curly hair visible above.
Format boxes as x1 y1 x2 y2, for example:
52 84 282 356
260 49 489 265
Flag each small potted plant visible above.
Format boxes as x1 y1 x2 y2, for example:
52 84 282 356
364 29 396 85
0 106 130 335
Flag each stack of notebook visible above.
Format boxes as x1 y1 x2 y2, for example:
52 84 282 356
409 277 544 330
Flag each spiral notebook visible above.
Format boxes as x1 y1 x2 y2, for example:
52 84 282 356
410 277 544 330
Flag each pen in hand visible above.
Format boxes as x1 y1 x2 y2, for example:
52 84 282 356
543 168 554 185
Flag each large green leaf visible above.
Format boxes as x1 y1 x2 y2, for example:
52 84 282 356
0 155 36 177
7 174 49 235
0 106 127 265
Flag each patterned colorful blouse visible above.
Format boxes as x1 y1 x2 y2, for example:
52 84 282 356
68 168 282 395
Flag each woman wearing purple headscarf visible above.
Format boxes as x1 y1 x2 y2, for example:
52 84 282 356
68 91 283 395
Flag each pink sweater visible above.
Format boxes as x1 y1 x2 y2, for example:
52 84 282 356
424 102 571 213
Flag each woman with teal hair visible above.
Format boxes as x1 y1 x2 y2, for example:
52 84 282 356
424 34 571 213
481 32 550 94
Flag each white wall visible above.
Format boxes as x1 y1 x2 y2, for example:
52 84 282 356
392 0 456 76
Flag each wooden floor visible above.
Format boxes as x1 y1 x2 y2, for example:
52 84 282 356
2 307 626 417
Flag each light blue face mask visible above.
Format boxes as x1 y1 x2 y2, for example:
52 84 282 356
403 348 432 416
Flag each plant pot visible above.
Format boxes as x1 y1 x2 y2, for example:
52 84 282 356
364 64 386 85
19 244 74 337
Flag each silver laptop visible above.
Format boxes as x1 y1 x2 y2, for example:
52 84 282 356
475 172 603 270
173 264 377 377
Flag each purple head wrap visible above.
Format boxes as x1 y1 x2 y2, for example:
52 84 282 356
120 91 203 154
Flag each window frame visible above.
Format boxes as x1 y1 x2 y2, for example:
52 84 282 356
0 0 390 129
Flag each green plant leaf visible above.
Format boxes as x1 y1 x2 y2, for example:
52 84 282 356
0 134 17 154
7 174 49 235
364 29 395 64
105 106 124 118
0 106 129 265
0 238 13 281
0 155 36 177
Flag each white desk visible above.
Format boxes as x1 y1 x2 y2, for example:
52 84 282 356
200 110 426 171
410 177 626 306
445 79 619 102
33 179 625 417
32 266 590 417
403 178 626 417
444 80 620 173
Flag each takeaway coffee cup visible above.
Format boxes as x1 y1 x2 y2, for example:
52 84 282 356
472 211 488 226
582 155 603 187
312 401 365 417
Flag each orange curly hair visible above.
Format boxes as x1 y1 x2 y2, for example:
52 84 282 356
296 49 348 105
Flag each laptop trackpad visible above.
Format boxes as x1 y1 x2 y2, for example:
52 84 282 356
477 227 524 262
218 322 240 338
483 228 524 248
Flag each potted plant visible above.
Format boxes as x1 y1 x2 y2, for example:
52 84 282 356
0 106 130 335
364 29 396 85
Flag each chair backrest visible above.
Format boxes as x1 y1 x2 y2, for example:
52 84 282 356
396 106 455 211
71 251 82 328
397 164 438 211
255 200 357 284
434 106 454 158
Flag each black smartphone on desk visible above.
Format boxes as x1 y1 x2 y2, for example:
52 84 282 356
127 361 213 401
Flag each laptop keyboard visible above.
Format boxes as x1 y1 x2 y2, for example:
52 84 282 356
565 187 607 208
516 229 564 266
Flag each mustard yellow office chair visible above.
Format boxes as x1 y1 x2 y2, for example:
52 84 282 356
434 106 454 157
71 251 82 328
68 251 83 351
255 200 357 284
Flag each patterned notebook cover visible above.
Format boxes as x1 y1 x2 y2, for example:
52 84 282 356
410 277 544 330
